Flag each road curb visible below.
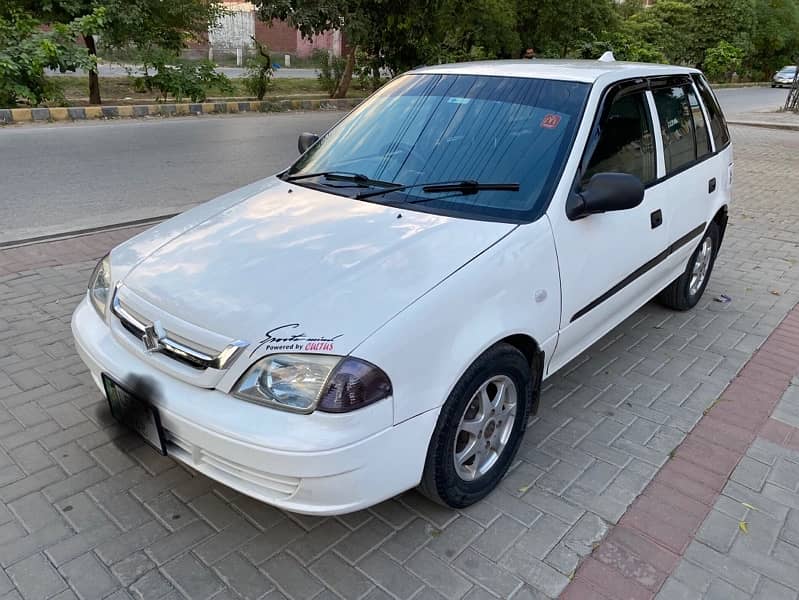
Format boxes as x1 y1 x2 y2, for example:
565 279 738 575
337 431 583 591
0 97 363 124
0 213 179 250
727 119 799 131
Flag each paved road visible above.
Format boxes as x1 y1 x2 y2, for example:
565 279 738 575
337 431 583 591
714 86 789 114
0 86 790 244
0 125 796 600
0 111 344 244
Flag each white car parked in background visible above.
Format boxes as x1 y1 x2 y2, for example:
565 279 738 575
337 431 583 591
73 58 733 514
772 65 797 87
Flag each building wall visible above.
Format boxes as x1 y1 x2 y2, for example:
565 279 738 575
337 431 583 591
296 30 342 58
255 19 342 58
208 9 255 49
254 18 298 54
198 2 342 60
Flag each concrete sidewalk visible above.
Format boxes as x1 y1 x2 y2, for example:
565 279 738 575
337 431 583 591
727 110 799 131
0 125 797 599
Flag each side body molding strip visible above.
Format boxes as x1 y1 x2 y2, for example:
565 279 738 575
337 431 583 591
570 223 707 323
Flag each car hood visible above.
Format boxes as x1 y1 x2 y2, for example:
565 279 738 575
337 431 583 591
118 177 516 357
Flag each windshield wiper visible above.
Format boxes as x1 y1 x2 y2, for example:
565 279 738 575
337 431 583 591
284 170 396 188
355 180 520 201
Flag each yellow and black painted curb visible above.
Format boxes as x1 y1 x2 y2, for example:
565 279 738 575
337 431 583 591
0 97 363 125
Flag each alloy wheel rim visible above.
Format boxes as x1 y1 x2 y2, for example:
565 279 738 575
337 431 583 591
689 237 713 296
453 375 517 482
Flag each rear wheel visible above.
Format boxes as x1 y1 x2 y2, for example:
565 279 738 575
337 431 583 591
418 343 534 508
658 222 720 311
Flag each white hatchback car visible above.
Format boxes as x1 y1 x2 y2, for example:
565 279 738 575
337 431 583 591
73 59 733 515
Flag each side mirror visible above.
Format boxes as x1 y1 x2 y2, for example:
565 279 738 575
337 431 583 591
298 132 319 154
566 172 645 221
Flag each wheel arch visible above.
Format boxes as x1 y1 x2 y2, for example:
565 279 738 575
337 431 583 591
495 334 545 416
711 205 729 258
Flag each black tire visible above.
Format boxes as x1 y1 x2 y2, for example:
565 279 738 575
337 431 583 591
418 343 535 508
658 222 720 311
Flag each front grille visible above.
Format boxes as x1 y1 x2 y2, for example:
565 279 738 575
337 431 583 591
111 287 247 371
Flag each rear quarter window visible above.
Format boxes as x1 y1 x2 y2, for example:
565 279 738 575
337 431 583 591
693 74 730 150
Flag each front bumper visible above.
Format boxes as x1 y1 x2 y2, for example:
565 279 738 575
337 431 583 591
72 296 439 515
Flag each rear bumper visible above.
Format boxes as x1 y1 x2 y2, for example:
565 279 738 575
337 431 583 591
72 296 438 515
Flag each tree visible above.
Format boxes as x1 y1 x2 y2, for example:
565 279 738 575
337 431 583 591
749 0 799 78
614 0 645 20
243 38 274 100
255 0 438 98
18 0 222 105
628 0 696 64
516 0 617 57
687 0 756 67
0 8 103 108
433 0 520 63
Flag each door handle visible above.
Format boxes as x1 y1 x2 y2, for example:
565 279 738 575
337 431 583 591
708 178 717 193
650 209 663 229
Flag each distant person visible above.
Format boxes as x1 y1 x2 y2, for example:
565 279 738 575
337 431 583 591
523 48 535 59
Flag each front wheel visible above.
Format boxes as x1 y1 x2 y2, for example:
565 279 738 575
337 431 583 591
418 343 534 508
658 222 720 311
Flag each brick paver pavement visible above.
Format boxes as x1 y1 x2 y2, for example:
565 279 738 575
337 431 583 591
561 301 799 600
0 125 797 600
657 376 799 600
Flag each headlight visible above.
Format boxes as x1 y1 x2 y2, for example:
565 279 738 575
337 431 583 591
233 354 392 413
88 254 111 318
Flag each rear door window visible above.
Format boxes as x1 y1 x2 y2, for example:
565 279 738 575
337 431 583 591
652 86 696 173
693 75 731 149
583 91 656 185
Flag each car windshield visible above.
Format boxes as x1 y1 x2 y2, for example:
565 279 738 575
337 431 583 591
779 67 796 75
284 73 590 222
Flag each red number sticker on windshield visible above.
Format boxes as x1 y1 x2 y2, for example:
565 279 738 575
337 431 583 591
541 114 561 129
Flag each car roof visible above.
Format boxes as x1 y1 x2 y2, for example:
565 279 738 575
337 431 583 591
411 59 701 85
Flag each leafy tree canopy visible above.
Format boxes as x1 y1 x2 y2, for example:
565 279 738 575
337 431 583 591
10 0 222 103
516 0 617 57
0 7 104 107
686 0 757 66
750 0 799 77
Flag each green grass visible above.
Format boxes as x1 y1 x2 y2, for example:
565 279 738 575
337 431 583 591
47 75 365 106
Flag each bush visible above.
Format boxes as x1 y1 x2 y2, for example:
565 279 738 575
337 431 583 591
578 31 665 64
313 49 346 97
134 51 232 102
243 38 273 100
354 49 384 92
704 41 745 82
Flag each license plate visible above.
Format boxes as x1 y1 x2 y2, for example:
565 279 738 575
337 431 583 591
102 374 167 455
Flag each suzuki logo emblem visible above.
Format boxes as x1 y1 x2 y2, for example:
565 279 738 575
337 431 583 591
142 321 167 353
